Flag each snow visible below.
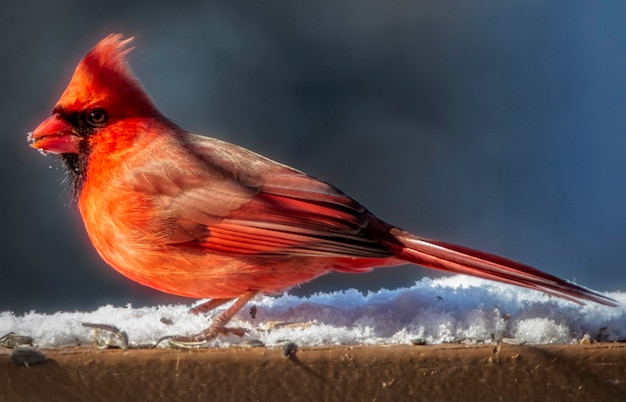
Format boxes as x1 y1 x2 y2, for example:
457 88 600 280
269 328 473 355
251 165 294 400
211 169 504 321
1 276 624 349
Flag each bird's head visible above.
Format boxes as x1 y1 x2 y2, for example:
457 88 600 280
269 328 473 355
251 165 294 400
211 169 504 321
28 34 169 195
28 34 161 156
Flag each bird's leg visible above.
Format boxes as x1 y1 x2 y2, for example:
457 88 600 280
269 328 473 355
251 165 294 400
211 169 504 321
162 290 259 348
189 298 234 315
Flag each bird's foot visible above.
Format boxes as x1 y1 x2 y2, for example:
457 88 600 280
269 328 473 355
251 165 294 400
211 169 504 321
156 290 259 348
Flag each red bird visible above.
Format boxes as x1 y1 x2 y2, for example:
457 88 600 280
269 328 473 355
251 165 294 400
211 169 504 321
29 34 616 345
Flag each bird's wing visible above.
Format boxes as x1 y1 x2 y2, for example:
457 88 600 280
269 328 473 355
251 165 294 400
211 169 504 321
136 135 393 258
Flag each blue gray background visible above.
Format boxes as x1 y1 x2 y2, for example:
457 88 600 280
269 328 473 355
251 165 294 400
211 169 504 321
2 1 625 313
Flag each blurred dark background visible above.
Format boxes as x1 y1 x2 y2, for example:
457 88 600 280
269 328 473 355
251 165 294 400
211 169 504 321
2 1 625 313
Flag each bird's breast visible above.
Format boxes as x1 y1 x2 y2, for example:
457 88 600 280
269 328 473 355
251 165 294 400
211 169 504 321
76 179 338 299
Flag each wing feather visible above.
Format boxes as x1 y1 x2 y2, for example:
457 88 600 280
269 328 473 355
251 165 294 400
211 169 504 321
145 135 393 259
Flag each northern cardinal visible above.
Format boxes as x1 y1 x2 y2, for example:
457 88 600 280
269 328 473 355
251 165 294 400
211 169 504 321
28 34 616 346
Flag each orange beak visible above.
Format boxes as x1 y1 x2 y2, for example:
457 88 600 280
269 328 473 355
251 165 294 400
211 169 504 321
28 114 81 154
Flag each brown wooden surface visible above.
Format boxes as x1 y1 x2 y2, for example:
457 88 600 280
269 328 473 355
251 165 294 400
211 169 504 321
2 343 626 401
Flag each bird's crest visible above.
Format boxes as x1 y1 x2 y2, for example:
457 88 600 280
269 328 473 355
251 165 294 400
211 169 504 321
81 33 135 76
57 33 156 115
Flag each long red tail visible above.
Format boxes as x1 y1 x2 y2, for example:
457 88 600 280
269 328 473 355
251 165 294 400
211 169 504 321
386 228 617 306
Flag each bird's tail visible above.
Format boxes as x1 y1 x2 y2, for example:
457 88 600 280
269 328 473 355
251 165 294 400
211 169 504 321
385 227 617 306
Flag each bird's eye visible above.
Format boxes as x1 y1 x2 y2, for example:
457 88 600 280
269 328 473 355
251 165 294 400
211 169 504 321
86 108 108 127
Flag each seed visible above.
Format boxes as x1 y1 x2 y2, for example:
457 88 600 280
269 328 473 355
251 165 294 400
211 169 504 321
10 348 47 367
